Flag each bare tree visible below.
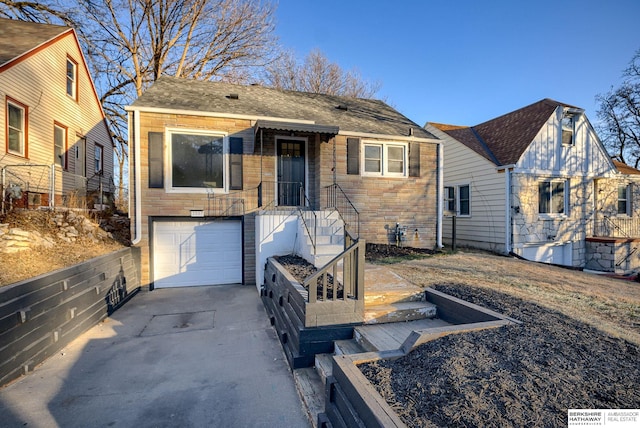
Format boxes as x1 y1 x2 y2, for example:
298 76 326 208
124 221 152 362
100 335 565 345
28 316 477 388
265 49 381 98
0 0 74 24
596 49 640 168
1 0 278 204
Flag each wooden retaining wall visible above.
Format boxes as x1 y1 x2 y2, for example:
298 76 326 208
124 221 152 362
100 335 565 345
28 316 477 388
0 247 140 387
262 258 356 369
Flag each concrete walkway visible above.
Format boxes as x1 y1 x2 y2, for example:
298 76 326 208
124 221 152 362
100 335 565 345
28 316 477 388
0 285 310 428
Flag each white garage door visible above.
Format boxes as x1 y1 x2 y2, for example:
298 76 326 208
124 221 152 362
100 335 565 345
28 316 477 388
522 242 573 266
153 220 242 288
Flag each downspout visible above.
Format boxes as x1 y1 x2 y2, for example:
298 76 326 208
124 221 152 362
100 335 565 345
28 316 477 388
132 109 142 245
505 167 512 254
437 142 443 249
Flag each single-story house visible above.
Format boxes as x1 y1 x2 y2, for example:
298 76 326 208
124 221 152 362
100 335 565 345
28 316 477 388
127 77 442 289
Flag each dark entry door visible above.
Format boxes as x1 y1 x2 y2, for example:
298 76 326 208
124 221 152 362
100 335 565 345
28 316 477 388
277 139 305 206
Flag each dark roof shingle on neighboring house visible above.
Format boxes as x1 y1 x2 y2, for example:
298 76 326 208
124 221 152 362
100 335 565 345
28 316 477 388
430 98 578 166
131 76 437 139
0 18 70 67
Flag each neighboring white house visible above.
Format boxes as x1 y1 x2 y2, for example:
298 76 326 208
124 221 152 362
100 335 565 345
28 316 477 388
426 98 640 270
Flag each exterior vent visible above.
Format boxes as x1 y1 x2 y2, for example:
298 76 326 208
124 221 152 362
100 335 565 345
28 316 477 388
336 104 348 111
227 93 239 100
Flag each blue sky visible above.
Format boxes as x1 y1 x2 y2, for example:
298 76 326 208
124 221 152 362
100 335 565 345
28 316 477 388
275 0 640 127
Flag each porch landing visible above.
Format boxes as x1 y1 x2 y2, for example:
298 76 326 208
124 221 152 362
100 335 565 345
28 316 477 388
362 263 437 324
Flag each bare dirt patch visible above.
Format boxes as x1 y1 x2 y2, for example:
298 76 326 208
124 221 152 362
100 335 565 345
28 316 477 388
0 210 129 287
358 248 640 427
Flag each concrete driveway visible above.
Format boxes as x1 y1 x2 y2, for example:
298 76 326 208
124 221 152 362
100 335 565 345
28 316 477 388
0 285 310 428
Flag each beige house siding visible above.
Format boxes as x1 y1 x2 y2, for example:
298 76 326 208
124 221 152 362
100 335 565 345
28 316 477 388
134 112 256 287
324 135 439 249
132 110 440 287
0 31 112 204
426 124 507 253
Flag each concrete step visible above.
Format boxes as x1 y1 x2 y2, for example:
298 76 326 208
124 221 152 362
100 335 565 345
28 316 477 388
364 301 437 325
308 234 344 246
364 288 425 306
315 244 345 255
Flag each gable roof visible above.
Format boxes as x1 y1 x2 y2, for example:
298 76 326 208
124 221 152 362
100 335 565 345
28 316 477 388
430 98 578 166
130 76 437 139
0 18 71 69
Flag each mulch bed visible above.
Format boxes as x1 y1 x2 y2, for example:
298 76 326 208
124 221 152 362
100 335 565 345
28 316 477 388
274 255 344 299
359 284 640 427
365 243 434 262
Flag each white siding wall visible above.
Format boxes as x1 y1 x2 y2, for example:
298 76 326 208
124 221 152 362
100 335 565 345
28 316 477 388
517 108 614 176
426 125 506 253
0 31 112 202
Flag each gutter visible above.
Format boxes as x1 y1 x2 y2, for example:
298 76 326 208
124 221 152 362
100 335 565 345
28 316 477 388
437 143 444 248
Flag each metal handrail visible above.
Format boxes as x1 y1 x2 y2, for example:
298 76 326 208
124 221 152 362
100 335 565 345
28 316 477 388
324 183 360 241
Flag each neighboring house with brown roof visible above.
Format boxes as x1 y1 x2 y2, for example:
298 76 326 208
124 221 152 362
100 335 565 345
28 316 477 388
127 76 442 289
0 18 113 210
427 99 640 273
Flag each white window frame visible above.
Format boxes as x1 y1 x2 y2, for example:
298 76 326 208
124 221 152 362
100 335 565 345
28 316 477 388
166 128 229 194
7 100 26 156
538 179 568 217
617 184 631 216
66 57 77 100
444 184 471 217
94 143 103 174
561 113 575 146
361 140 407 177
54 123 67 169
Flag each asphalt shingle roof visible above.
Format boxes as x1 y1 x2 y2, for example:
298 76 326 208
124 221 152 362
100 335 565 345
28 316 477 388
613 160 640 175
0 18 70 67
431 98 577 166
131 76 437 139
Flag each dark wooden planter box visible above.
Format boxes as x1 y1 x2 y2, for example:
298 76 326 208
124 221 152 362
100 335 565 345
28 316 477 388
261 258 361 369
0 247 140 387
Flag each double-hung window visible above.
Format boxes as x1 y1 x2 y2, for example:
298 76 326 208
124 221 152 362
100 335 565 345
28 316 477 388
7 99 26 156
95 144 103 174
54 123 67 169
444 184 471 216
562 113 575 146
362 142 407 177
66 57 77 100
618 184 631 216
539 180 566 215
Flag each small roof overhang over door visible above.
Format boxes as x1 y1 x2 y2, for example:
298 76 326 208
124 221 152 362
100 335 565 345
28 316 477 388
254 120 339 136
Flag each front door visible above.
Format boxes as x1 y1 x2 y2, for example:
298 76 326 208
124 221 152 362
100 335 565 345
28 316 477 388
277 139 305 206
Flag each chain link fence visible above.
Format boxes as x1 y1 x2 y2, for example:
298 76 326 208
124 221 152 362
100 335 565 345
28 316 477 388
1 164 116 214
